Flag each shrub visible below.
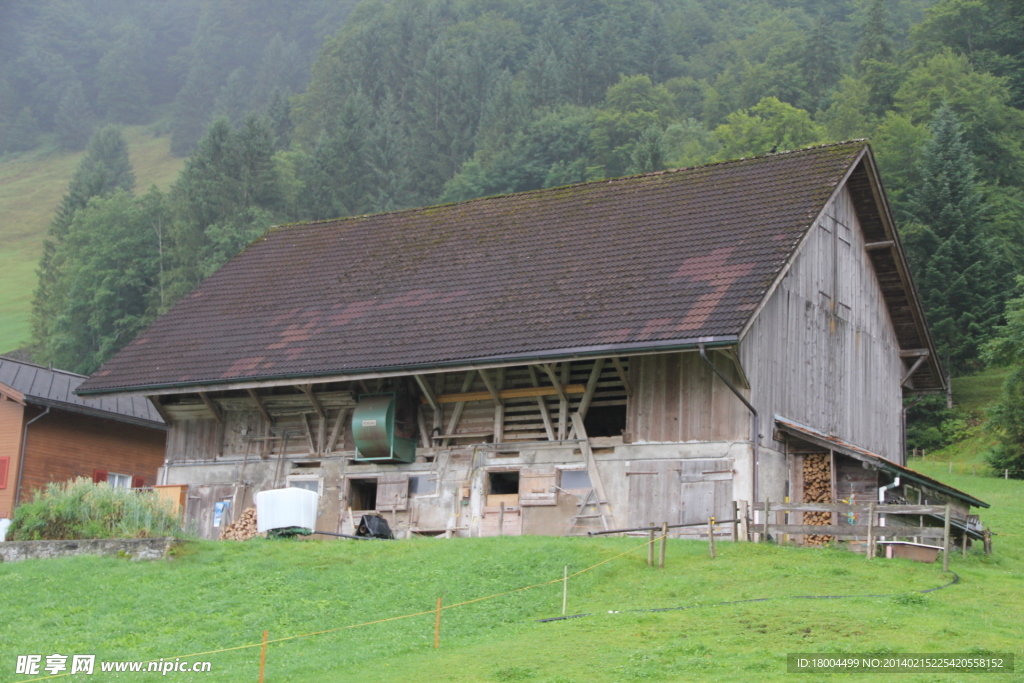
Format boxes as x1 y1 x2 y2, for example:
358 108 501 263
7 477 185 541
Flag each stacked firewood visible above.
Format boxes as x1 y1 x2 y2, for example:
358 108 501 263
803 454 834 546
220 507 261 541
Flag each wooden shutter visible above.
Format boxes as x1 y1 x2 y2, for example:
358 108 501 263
519 468 557 506
132 476 146 489
93 469 108 483
0 456 9 489
376 474 409 511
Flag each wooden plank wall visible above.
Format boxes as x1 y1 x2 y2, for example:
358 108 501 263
626 352 748 443
0 396 25 517
19 407 167 497
740 185 904 460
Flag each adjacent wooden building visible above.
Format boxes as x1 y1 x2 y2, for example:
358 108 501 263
0 357 167 518
76 142 986 543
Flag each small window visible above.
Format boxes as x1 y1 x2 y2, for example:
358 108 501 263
560 469 592 490
409 475 436 496
349 478 378 510
488 471 519 495
107 473 132 489
583 405 626 438
288 475 322 496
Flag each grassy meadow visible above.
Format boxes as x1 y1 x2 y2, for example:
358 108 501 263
1 465 1020 682
0 129 183 354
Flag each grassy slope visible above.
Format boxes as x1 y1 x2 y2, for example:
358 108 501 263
0 129 183 354
1 480 1021 683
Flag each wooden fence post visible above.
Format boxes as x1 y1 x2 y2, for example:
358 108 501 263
732 501 739 542
259 630 268 683
739 500 749 541
708 517 716 559
942 504 952 572
961 529 968 558
562 566 568 616
983 528 992 555
647 525 655 567
761 499 770 543
434 597 442 649
866 502 875 560
659 522 668 569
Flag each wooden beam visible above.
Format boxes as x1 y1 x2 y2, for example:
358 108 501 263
298 384 326 420
198 392 222 423
417 405 431 450
865 240 895 250
317 411 327 453
611 357 632 398
148 396 173 424
492 368 504 443
528 366 556 441
301 413 316 454
571 413 610 511
246 389 272 423
558 362 569 440
326 408 349 453
422 384 586 404
442 372 476 448
541 364 568 402
577 358 605 420
899 348 930 357
901 355 928 386
478 369 504 405
414 375 441 412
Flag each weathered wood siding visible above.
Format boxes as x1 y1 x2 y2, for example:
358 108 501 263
740 185 903 460
0 396 25 517
19 408 166 497
627 352 749 443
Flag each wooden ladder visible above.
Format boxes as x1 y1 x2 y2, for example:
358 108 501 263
566 488 610 535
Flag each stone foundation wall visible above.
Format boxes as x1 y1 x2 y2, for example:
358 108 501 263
0 537 181 562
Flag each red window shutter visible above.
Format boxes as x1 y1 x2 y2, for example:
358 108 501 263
132 476 146 489
93 470 108 483
0 456 9 489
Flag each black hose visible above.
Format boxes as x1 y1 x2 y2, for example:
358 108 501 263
537 572 960 623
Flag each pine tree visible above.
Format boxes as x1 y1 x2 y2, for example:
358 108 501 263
799 16 842 107
32 126 136 362
855 0 896 69
55 81 94 150
904 105 1006 372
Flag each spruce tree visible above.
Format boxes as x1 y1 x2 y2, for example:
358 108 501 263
55 81 94 150
904 105 1006 372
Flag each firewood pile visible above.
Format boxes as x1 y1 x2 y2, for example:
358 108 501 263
803 454 834 546
219 507 262 541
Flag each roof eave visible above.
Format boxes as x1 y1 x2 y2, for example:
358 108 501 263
76 335 740 398
23 396 167 430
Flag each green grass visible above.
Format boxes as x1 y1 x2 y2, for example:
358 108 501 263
952 367 1012 416
0 128 183 354
2 473 1022 683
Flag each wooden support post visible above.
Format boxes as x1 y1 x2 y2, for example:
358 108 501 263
326 408 348 453
708 517 716 559
301 413 316 454
942 503 952 572
739 500 749 541
611 356 632 398
983 528 992 555
259 630 268 683
442 372 476 448
528 366 556 441
298 384 326 420
434 597 442 649
961 528 968 558
659 521 668 569
647 526 655 566
866 502 875 559
498 505 505 537
562 565 568 616
761 499 770 543
732 501 739 542
199 392 223 423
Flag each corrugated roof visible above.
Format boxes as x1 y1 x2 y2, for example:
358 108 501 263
80 142 870 394
0 357 164 427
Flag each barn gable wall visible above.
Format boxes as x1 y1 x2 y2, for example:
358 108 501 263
740 184 903 462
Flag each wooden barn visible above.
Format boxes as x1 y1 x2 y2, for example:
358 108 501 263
0 357 167 519
76 141 986 543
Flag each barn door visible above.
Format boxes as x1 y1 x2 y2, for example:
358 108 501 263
678 459 734 526
627 460 681 528
519 468 557 506
185 484 236 539
377 474 409 511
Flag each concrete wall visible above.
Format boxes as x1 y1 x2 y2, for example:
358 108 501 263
0 537 180 562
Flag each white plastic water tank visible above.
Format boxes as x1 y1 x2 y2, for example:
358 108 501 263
255 488 319 533
0 518 10 542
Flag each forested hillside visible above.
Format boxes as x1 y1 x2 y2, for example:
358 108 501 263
4 0 1024 471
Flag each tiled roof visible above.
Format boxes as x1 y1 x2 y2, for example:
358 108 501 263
79 142 867 394
0 357 164 426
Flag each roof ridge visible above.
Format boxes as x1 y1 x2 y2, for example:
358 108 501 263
0 355 87 379
266 140 870 235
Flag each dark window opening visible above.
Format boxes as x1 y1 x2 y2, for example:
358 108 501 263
488 471 519 495
409 475 436 495
349 478 378 510
583 405 627 438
